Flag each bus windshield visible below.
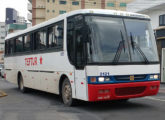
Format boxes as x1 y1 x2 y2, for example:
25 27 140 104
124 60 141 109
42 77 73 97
85 16 159 64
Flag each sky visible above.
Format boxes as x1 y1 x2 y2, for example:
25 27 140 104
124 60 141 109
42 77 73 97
0 0 28 22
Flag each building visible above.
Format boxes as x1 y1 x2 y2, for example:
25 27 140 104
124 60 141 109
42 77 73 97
7 23 28 34
28 1 32 23
29 0 133 26
127 0 165 29
127 0 165 56
0 22 6 64
5 8 18 24
17 16 27 24
0 22 6 51
5 8 29 34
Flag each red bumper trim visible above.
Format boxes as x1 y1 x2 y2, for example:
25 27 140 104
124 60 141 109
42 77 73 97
88 81 160 101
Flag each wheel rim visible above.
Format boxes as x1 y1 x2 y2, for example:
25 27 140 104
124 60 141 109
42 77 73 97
63 83 72 104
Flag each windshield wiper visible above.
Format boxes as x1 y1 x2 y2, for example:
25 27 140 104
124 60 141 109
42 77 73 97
130 32 149 64
113 31 125 64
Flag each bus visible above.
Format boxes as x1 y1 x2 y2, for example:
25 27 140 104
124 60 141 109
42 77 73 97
5 9 160 106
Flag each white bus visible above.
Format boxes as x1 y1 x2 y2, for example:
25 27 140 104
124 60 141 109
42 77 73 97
5 9 160 106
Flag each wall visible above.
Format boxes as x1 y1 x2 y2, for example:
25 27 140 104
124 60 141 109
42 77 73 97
141 10 165 29
32 0 133 25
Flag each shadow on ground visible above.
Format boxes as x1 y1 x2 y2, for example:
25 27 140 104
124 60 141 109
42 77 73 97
8 86 155 113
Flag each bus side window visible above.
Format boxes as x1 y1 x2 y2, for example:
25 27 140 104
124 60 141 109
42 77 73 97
67 18 75 65
5 40 9 55
9 39 15 54
53 21 64 48
16 36 23 53
48 27 54 48
48 21 64 50
39 29 47 50
33 31 40 50
8 40 10 55
24 34 31 51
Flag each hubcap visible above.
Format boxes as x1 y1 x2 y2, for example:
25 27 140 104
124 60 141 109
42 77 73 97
63 84 71 103
20 79 24 90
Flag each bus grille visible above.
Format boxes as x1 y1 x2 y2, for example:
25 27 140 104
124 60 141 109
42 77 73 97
114 75 146 81
115 86 146 96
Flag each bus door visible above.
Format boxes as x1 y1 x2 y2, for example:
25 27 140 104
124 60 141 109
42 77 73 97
74 69 87 100
67 15 88 100
74 26 87 101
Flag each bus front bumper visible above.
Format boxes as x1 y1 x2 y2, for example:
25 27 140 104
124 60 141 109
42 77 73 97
88 81 160 101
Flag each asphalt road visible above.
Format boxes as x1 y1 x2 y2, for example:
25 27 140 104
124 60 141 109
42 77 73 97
0 78 165 120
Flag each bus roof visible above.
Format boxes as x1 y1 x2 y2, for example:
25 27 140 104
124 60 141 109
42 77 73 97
5 9 150 40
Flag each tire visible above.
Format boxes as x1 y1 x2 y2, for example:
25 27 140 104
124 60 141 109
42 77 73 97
62 78 75 106
18 75 28 93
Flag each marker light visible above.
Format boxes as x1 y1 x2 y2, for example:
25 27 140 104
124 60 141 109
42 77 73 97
90 77 96 83
98 77 105 82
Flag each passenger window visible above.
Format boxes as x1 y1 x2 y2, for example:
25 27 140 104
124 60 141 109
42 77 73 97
53 22 64 47
48 21 64 50
67 18 75 64
5 40 9 55
33 32 40 50
24 34 31 51
39 30 47 49
16 36 23 52
9 39 15 54
48 27 54 48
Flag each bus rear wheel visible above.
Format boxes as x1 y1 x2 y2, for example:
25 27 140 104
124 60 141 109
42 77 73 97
62 78 75 106
18 75 28 93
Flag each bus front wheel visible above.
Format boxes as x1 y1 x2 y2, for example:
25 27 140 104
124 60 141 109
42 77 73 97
18 75 28 93
62 78 75 106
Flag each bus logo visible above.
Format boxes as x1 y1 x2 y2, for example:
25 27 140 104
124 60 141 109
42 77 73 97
130 75 134 81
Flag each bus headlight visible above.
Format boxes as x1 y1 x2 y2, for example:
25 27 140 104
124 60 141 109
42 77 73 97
150 75 154 79
105 77 110 81
154 75 159 79
98 77 105 82
149 75 159 80
98 77 110 82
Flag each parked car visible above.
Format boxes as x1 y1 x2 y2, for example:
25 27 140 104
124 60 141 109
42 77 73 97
0 64 4 77
1 67 5 78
